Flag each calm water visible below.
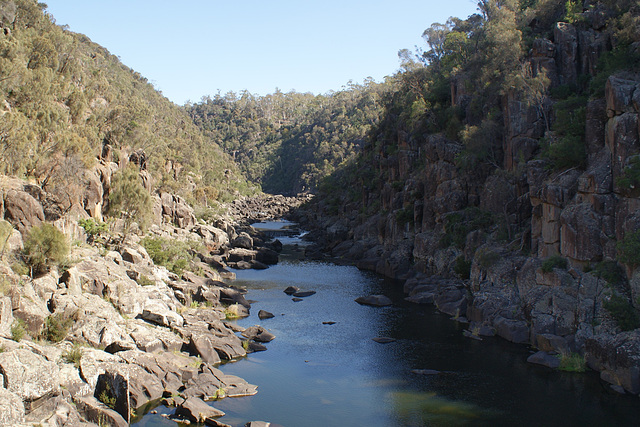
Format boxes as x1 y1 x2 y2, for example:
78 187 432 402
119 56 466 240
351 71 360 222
137 222 640 426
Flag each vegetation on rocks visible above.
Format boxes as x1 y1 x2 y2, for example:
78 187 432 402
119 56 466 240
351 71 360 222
22 222 69 275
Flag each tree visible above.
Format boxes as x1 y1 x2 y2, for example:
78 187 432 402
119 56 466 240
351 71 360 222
108 165 153 242
23 223 69 276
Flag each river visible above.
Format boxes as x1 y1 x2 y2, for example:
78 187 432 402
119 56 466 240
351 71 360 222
137 221 640 426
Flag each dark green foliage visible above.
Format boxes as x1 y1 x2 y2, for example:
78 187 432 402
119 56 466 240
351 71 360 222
477 249 501 269
108 165 152 238
395 207 414 226
454 256 471 279
617 231 640 268
140 236 199 275
440 208 494 249
604 294 640 331
543 95 588 171
615 156 640 195
541 255 568 273
591 261 626 288
23 223 69 275
42 313 72 343
590 47 640 97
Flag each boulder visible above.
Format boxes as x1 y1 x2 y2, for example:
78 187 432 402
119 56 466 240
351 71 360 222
2 188 45 232
140 299 184 328
355 295 392 307
242 325 275 343
494 317 530 344
258 310 275 320
231 232 253 249
73 396 128 427
189 332 222 364
0 349 60 410
174 397 225 423
527 351 561 369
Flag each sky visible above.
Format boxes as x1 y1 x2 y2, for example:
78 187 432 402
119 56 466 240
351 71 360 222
45 1 480 105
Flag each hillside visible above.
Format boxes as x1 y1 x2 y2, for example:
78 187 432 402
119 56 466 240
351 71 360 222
185 81 390 195
0 0 253 212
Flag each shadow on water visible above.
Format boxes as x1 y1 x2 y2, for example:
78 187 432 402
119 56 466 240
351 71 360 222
137 221 640 426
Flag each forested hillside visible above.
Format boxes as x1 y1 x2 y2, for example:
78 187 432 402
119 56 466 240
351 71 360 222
0 0 252 211
185 81 390 194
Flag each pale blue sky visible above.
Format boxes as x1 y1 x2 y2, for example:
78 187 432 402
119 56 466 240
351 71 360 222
46 1 479 105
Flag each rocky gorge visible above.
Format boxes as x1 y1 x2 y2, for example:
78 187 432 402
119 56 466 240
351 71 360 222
295 18 640 397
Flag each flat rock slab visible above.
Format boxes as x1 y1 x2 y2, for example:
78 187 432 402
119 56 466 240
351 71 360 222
355 295 393 307
175 397 225 423
527 351 561 369
0 348 60 406
411 369 441 375
242 326 275 343
372 337 396 344
292 290 316 298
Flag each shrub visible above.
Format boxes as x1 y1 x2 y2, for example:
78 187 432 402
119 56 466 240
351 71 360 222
591 261 626 288
11 319 26 342
617 231 640 268
557 353 587 372
440 207 494 249
477 249 501 269
41 313 72 343
140 236 199 275
78 218 109 242
604 294 640 331
23 223 69 276
541 255 568 273
454 256 471 280
62 344 83 368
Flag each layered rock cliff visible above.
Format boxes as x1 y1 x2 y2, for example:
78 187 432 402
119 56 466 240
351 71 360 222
298 16 640 394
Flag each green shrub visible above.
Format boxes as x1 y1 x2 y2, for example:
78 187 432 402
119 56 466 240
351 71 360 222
62 344 83 368
140 237 199 275
603 294 640 331
395 207 414 226
440 207 494 249
617 231 640 268
557 352 587 372
542 95 588 171
23 223 69 275
541 255 568 273
41 313 72 343
615 156 640 194
11 319 26 342
454 256 471 280
78 218 109 242
591 261 626 288
477 249 501 269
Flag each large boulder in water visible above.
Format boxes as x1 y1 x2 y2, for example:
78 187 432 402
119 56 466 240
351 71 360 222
355 295 393 307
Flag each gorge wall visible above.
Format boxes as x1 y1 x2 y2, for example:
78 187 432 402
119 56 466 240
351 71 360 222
298 17 640 394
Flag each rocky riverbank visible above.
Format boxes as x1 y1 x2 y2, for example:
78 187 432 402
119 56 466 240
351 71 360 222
0 177 306 426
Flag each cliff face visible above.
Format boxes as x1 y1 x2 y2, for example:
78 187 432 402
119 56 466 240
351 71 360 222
300 18 640 394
